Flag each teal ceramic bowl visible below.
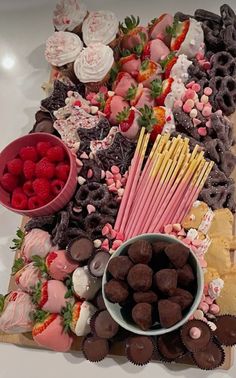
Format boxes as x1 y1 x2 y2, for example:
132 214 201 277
102 233 204 336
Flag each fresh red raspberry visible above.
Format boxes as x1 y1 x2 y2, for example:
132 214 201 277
23 160 36 180
11 192 28 210
33 178 51 200
0 173 19 193
7 158 23 176
55 163 70 181
35 158 55 179
51 179 65 196
28 196 45 210
19 146 38 162
23 181 35 197
12 187 24 195
36 142 52 157
46 146 65 162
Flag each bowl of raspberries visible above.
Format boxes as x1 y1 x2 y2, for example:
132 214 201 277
103 234 204 336
0 133 77 217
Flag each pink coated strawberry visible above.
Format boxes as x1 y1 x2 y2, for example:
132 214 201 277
137 60 162 88
104 95 129 125
153 77 174 106
142 39 170 63
119 15 148 52
134 87 155 109
112 72 137 98
119 54 141 78
32 280 68 313
149 14 174 44
116 107 140 139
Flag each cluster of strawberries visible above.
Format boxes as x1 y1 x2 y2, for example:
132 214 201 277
0 142 70 210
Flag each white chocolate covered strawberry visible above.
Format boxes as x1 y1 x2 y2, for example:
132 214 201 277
72 266 102 301
21 228 53 262
14 262 46 294
62 301 97 336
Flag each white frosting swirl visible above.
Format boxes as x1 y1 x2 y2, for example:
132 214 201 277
170 54 192 83
53 0 87 32
74 43 114 83
82 10 119 46
45 31 83 67
177 19 204 59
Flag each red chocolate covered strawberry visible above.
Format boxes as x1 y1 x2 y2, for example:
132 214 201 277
137 60 162 88
119 54 141 78
104 95 129 125
32 310 73 352
120 15 148 53
112 72 137 98
32 280 69 313
149 14 174 44
116 107 141 139
142 39 170 63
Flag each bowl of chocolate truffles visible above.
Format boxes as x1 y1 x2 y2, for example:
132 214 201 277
102 234 204 336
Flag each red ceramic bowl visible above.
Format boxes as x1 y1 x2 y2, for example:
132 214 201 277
0 133 77 217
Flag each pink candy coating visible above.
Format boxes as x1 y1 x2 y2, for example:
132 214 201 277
204 87 213 96
209 304 220 314
111 165 120 175
198 127 207 136
199 301 209 313
202 106 212 117
196 102 204 111
192 83 201 92
189 327 202 340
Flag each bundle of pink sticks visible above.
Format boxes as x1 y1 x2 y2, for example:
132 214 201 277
114 130 214 240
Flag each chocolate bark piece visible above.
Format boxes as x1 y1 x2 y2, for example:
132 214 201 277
67 237 94 262
164 243 190 268
82 335 109 362
177 264 195 287
181 320 212 352
133 291 158 304
88 251 110 277
214 315 236 346
154 269 177 295
107 256 133 280
125 336 154 365
77 117 111 155
192 341 225 370
128 240 153 264
90 310 119 339
158 300 182 328
127 264 153 292
157 331 187 361
132 303 153 331
169 288 193 310
104 279 129 304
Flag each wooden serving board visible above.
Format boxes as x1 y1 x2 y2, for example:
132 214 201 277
0 79 235 370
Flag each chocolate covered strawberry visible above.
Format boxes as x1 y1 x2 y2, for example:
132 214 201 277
149 14 174 44
137 60 162 88
119 54 141 78
120 15 148 52
14 261 47 294
62 301 97 336
116 107 141 139
32 280 69 313
169 19 190 51
45 250 79 281
138 105 173 142
112 72 137 98
104 95 129 125
151 77 174 106
134 87 155 109
142 39 170 63
32 310 73 352
21 228 53 262
161 53 178 79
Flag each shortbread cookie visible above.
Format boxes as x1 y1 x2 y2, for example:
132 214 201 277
216 272 236 315
208 208 234 239
205 237 231 275
181 201 209 230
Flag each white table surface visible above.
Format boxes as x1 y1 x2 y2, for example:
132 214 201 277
0 0 235 377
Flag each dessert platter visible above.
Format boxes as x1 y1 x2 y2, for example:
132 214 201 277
0 0 236 371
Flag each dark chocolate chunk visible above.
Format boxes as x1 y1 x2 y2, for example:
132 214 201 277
128 240 152 264
169 288 193 310
165 243 190 268
132 303 153 331
104 279 129 303
107 256 133 280
158 300 182 328
177 264 195 287
154 269 177 295
127 264 153 292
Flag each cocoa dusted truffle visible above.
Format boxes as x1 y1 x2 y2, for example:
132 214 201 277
154 269 177 295
151 241 170 270
132 303 153 331
128 240 152 264
133 291 158 304
158 300 182 328
181 320 212 352
82 335 109 362
90 310 119 339
169 288 193 310
125 336 154 365
165 243 190 268
177 264 195 287
127 264 153 291
157 331 187 361
88 251 110 277
107 256 133 280
104 279 129 304
67 237 94 262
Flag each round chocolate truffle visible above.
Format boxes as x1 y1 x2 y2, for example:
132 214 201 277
88 251 110 277
169 288 193 310
165 243 190 268
133 291 158 304
90 310 119 339
82 335 109 362
157 331 186 361
151 241 170 270
107 256 133 280
67 237 94 262
104 279 129 303
125 336 154 365
132 303 153 331
128 240 152 264
93 289 106 310
192 341 225 370
158 300 182 328
180 320 212 352
177 264 195 287
214 315 236 346
154 269 177 295
127 264 153 291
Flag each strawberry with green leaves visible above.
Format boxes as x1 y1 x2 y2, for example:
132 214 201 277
62 301 97 336
10 228 25 251
45 250 79 281
32 309 73 352
142 39 170 63
32 279 70 313
116 106 141 140
14 259 47 294
138 105 167 142
149 14 174 43
120 15 148 52
112 72 137 98
168 19 190 52
150 77 174 106
104 95 129 125
119 54 141 78
160 53 178 79
137 60 162 88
